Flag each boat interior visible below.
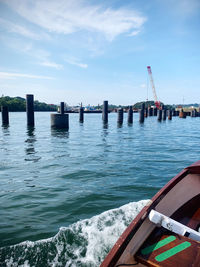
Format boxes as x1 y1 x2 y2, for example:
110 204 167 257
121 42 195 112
114 173 200 267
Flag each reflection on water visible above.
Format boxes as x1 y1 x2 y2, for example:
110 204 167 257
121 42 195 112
2 125 10 136
27 126 35 137
25 127 36 144
1 112 200 254
25 127 41 162
117 123 123 128
51 128 69 138
102 122 108 130
102 123 109 141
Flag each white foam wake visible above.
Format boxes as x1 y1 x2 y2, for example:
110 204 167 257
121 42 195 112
2 199 149 267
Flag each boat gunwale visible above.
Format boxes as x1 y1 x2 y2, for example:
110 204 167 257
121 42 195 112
100 160 200 267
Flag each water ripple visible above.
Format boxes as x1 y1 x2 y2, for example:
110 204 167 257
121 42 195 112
0 112 199 256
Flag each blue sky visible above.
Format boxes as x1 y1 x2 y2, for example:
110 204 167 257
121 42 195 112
0 0 200 106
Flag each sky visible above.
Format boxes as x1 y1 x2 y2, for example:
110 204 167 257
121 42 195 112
0 0 200 106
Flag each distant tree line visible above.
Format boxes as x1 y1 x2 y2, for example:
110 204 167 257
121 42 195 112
133 101 156 109
93 104 119 110
0 96 57 112
133 101 174 110
94 101 174 110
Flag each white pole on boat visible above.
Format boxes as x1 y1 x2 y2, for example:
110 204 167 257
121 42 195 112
149 210 200 242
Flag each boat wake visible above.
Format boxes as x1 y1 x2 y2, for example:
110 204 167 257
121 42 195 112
0 200 149 267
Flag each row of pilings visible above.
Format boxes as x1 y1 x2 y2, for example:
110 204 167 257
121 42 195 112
1 95 200 129
138 105 194 123
1 99 133 128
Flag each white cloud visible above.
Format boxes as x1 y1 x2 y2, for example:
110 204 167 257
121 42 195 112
39 61 63 70
65 57 88 69
2 0 146 41
0 71 53 80
0 18 50 40
128 30 141 37
34 50 63 69
0 36 63 70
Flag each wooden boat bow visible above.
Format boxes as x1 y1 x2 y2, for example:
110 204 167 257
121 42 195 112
100 160 200 267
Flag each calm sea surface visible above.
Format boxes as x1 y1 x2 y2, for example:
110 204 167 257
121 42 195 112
0 112 200 266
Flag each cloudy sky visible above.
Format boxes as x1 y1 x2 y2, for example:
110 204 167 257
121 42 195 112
0 0 200 105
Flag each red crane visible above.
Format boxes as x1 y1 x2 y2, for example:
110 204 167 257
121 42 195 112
147 66 161 110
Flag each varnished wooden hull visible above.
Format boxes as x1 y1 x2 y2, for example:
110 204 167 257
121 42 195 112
100 161 200 267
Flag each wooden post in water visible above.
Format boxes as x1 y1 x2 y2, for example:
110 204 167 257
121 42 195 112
148 107 153 116
51 114 69 129
191 109 197 117
198 108 200 117
144 107 148 118
60 102 65 115
51 101 69 129
26 94 34 126
117 108 123 124
79 106 84 123
162 109 166 120
172 109 176 116
1 106 9 125
179 109 186 118
157 109 162 121
153 107 157 116
168 110 172 120
139 103 144 123
102 100 108 123
127 106 133 124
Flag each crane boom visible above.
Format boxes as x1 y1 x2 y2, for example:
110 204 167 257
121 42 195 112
147 66 161 109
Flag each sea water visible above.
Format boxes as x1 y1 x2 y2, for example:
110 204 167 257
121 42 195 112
0 112 200 266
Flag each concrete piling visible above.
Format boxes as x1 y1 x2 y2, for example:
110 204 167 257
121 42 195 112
51 113 69 129
51 101 69 129
153 107 157 116
26 94 34 126
117 108 123 124
79 107 84 123
172 109 176 116
157 109 162 121
191 109 197 117
168 110 172 120
144 108 148 118
179 109 186 118
127 106 133 124
148 107 153 116
139 104 144 123
173 110 178 116
60 102 65 115
102 101 108 123
162 109 167 120
1 106 9 125
142 103 145 110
